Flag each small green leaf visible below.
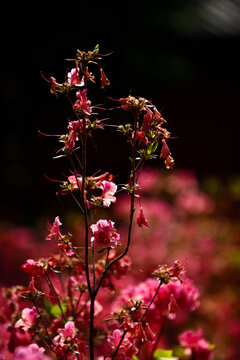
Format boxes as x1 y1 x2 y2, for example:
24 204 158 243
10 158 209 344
50 303 67 318
132 356 139 360
153 349 174 359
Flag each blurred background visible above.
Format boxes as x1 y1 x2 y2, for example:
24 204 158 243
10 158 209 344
1 0 240 226
1 3 240 358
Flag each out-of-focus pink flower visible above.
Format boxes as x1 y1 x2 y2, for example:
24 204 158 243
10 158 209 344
90 220 120 248
21 259 44 277
100 180 117 207
45 216 62 242
175 189 214 215
178 329 214 360
73 89 92 115
15 307 38 331
137 207 149 229
13 343 50 360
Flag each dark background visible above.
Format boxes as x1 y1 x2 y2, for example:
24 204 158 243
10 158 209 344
1 1 240 226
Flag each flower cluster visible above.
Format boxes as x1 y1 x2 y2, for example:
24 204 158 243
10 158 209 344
0 44 215 360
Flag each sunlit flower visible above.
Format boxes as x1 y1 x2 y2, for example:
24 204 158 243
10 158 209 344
45 216 62 242
100 180 117 207
137 207 149 229
15 307 38 331
90 220 120 248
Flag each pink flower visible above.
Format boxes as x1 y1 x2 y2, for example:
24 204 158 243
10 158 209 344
21 259 44 277
90 220 120 248
137 207 149 229
68 174 82 190
13 343 50 360
53 321 76 346
100 180 117 207
45 216 62 242
15 307 38 331
73 89 92 115
65 120 82 150
178 329 214 360
67 67 84 86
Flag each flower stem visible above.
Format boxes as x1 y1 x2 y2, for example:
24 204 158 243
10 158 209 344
32 299 54 346
140 280 163 322
44 271 67 322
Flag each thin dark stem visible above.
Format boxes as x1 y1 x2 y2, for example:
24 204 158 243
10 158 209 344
69 244 85 268
92 246 96 293
73 291 83 318
140 280 163 322
94 111 139 297
44 271 67 322
111 329 127 360
32 299 54 346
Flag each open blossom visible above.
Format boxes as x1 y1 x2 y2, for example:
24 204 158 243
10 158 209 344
54 321 76 346
100 180 117 207
45 216 62 242
67 67 84 86
73 89 92 115
65 120 82 150
68 174 82 190
90 220 120 248
15 307 38 331
137 207 149 229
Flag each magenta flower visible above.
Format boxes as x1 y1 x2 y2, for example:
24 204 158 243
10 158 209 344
100 180 117 207
15 307 38 331
53 321 76 346
137 207 149 229
73 89 92 115
90 220 120 248
45 216 62 242
65 120 82 150
67 67 84 86
68 174 82 190
178 329 214 360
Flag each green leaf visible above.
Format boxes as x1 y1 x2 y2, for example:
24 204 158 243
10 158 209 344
50 303 67 318
44 299 67 318
92 44 99 55
153 349 177 359
132 356 139 360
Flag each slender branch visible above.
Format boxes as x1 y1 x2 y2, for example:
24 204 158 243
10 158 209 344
111 329 127 360
140 280 163 322
44 271 67 322
32 299 54 346
94 111 139 296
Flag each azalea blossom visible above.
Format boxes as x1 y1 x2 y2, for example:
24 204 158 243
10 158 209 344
68 174 83 191
54 321 76 346
178 329 214 360
90 219 120 248
45 216 62 242
67 67 84 86
73 89 92 115
137 207 149 229
15 307 38 331
100 180 117 207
